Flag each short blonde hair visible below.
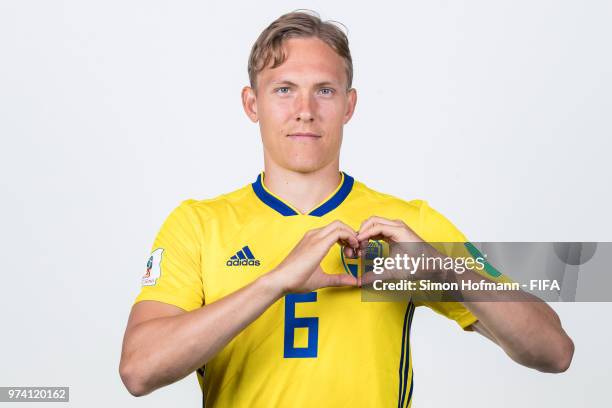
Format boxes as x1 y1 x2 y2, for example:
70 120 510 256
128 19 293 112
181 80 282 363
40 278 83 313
247 11 353 90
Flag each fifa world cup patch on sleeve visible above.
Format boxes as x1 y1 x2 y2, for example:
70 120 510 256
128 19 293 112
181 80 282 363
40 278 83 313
142 248 164 286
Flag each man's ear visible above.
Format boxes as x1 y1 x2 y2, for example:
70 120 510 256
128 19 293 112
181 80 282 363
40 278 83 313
241 86 258 123
343 88 357 124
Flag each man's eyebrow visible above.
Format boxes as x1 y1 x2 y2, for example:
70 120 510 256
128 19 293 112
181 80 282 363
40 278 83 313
269 80 341 87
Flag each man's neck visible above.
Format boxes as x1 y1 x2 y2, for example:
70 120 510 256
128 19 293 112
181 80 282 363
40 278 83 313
262 160 342 215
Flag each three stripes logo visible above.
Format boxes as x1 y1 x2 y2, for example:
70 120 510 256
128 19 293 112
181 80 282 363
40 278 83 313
226 245 261 267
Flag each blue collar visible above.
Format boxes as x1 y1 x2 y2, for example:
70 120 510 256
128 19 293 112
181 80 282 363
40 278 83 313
251 172 355 217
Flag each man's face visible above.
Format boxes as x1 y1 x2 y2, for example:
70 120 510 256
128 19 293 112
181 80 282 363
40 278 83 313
242 37 357 173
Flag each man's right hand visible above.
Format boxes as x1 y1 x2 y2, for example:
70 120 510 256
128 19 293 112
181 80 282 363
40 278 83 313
120 220 361 397
266 220 361 294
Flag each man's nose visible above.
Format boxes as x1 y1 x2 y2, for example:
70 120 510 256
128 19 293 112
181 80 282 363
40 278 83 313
295 92 315 122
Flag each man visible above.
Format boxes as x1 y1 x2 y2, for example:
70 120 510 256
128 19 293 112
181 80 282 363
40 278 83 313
119 11 574 407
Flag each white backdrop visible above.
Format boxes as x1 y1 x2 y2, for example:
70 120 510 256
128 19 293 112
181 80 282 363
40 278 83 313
1 1 610 407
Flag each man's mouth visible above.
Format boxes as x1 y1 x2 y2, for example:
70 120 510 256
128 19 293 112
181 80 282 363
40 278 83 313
287 132 321 139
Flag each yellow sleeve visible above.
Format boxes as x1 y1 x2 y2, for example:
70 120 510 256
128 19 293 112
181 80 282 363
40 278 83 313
416 300 479 330
409 200 479 330
134 199 204 312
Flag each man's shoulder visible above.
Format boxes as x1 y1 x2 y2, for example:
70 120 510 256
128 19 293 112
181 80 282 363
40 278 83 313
176 182 259 221
349 178 466 241
350 178 429 213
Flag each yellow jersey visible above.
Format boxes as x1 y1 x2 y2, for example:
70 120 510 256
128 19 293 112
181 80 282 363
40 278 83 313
134 172 482 407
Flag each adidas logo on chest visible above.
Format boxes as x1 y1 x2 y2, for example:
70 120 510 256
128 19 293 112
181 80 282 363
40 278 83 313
226 245 261 267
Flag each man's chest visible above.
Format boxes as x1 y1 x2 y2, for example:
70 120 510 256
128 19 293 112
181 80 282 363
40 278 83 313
199 214 385 303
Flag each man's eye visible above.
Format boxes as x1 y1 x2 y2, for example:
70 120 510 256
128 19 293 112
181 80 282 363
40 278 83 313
319 88 335 95
276 87 290 94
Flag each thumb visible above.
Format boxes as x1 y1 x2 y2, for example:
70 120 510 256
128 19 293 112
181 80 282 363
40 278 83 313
322 273 358 288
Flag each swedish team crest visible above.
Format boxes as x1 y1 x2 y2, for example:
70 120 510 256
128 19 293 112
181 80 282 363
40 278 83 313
340 240 388 277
